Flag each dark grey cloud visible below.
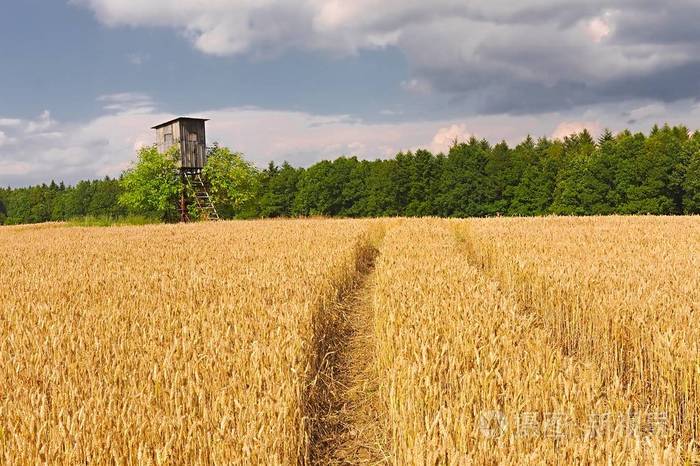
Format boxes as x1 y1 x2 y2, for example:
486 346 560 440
611 3 700 45
473 82 593 116
424 62 700 116
396 2 700 113
599 62 700 103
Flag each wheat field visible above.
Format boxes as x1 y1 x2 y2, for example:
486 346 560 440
0 217 698 464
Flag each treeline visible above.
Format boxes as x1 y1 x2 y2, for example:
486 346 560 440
248 124 700 217
3 124 700 225
0 178 126 225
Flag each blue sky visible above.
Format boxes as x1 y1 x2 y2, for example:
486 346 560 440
2 0 700 186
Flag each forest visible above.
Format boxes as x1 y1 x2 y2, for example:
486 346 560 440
2 124 700 225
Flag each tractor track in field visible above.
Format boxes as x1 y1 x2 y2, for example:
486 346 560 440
303 237 387 465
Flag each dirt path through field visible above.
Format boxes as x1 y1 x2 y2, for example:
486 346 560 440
303 237 387 465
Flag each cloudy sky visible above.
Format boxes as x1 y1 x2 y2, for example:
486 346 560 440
2 0 700 186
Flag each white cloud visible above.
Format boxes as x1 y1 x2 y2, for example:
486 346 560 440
551 121 602 140
0 131 16 147
379 109 402 116
0 161 31 176
401 78 432 95
0 107 164 186
429 124 472 154
2 93 700 187
0 118 22 128
98 92 155 114
204 107 427 162
26 110 56 134
585 15 612 43
0 101 507 186
126 52 149 65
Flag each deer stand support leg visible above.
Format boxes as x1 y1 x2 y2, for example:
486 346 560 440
179 172 190 223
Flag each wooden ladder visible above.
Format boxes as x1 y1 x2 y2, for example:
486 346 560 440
184 172 220 221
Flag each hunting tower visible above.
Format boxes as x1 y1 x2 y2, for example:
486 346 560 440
152 117 219 222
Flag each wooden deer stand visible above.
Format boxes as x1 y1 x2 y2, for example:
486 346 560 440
152 117 219 222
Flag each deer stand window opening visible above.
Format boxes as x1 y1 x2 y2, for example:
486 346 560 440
152 117 220 222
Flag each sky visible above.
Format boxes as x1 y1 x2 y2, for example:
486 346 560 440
1 0 700 186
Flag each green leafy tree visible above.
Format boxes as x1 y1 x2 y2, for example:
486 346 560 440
32 185 52 223
437 139 494 217
277 163 303 216
202 146 259 218
609 130 645 211
485 141 516 214
509 137 560 216
551 130 612 215
0 195 6 225
552 155 610 215
341 160 375 217
363 159 399 216
88 177 125 217
620 125 679 214
253 162 302 218
293 157 364 216
683 134 700 213
340 159 370 217
293 158 356 216
405 150 442 216
118 146 181 221
65 180 96 218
